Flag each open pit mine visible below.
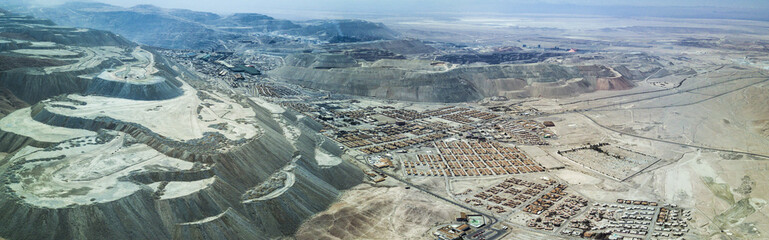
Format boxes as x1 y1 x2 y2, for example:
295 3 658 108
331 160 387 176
0 12 362 240
2 1 769 240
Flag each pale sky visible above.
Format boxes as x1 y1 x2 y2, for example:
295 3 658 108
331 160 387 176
27 0 769 19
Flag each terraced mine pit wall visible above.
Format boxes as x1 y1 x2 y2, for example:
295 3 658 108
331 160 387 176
0 13 364 240
0 15 135 104
1 93 363 237
270 54 634 102
0 85 363 240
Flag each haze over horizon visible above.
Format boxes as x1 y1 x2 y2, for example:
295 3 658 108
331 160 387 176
20 0 769 20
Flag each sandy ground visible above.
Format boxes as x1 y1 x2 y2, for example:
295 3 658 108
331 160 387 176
517 145 563 169
538 63 769 238
295 183 464 239
649 151 769 238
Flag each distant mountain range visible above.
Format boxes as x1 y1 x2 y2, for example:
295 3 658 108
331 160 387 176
0 1 400 50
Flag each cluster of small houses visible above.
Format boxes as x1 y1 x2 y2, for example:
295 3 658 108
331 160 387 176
489 119 555 145
279 102 314 113
653 207 691 238
422 106 468 117
404 140 545 177
285 101 553 164
381 109 428 121
598 200 658 237
278 103 473 156
333 119 449 151
487 104 543 117
465 178 536 213
420 106 499 123
360 132 448 154
334 127 411 148
329 116 453 153
350 106 510 154
554 199 692 239
523 183 570 214
525 185 589 231
440 109 499 124
465 177 548 213
377 106 499 125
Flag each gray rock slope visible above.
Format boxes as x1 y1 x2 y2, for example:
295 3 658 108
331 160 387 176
0 102 363 239
0 11 364 240
270 53 631 102
3 2 400 49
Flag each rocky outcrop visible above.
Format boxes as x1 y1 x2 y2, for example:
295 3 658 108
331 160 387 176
127 166 215 184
